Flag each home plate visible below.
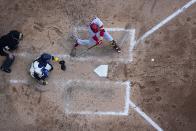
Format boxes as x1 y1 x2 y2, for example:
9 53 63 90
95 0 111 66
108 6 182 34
94 65 108 77
64 80 129 115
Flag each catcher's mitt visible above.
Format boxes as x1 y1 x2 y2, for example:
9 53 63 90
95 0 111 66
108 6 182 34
59 60 66 71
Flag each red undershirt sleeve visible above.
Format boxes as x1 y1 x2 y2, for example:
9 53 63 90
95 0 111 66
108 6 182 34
92 35 99 44
99 25 105 37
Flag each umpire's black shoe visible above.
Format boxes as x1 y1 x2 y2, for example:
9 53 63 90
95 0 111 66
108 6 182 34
0 66 11 73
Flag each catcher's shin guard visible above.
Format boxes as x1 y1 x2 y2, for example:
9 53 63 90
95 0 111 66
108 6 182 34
0 56 15 73
111 40 121 53
33 72 48 85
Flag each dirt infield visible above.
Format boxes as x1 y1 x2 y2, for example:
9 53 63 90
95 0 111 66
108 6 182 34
64 81 127 113
0 0 196 131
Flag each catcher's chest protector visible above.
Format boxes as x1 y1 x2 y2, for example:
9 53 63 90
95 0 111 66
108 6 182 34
30 61 43 78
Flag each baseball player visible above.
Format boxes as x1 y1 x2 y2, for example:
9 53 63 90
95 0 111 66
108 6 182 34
30 53 66 85
71 17 121 56
0 30 23 73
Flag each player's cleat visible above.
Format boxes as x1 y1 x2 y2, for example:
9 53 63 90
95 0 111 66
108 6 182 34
40 80 48 85
114 45 121 53
0 55 15 73
0 66 11 73
59 60 66 71
111 40 121 53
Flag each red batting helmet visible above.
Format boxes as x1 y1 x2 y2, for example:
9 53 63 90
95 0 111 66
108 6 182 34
90 23 99 33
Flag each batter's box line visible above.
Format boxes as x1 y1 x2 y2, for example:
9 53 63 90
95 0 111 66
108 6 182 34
64 80 131 116
75 27 136 63
14 52 131 63
58 80 130 116
9 79 131 116
65 111 128 116
76 26 133 32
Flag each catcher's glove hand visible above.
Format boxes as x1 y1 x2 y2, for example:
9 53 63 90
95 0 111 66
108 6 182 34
59 60 66 71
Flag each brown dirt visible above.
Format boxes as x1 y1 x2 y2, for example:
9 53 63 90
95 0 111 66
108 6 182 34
0 0 195 131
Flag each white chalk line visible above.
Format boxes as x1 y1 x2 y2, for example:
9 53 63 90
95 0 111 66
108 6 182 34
136 0 196 45
124 81 131 114
76 26 132 32
13 52 126 62
9 79 128 86
15 53 132 63
64 79 128 86
65 111 128 116
57 54 131 63
130 29 136 51
129 29 136 61
9 79 28 84
129 101 163 131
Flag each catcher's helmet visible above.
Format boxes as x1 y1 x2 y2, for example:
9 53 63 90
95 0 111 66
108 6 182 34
40 53 52 62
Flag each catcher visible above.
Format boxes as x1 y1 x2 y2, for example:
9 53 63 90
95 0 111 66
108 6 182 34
30 53 66 85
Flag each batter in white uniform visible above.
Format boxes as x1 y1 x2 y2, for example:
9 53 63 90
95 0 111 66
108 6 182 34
74 17 121 53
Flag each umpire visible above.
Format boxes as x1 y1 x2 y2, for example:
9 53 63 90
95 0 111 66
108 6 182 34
0 30 23 73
